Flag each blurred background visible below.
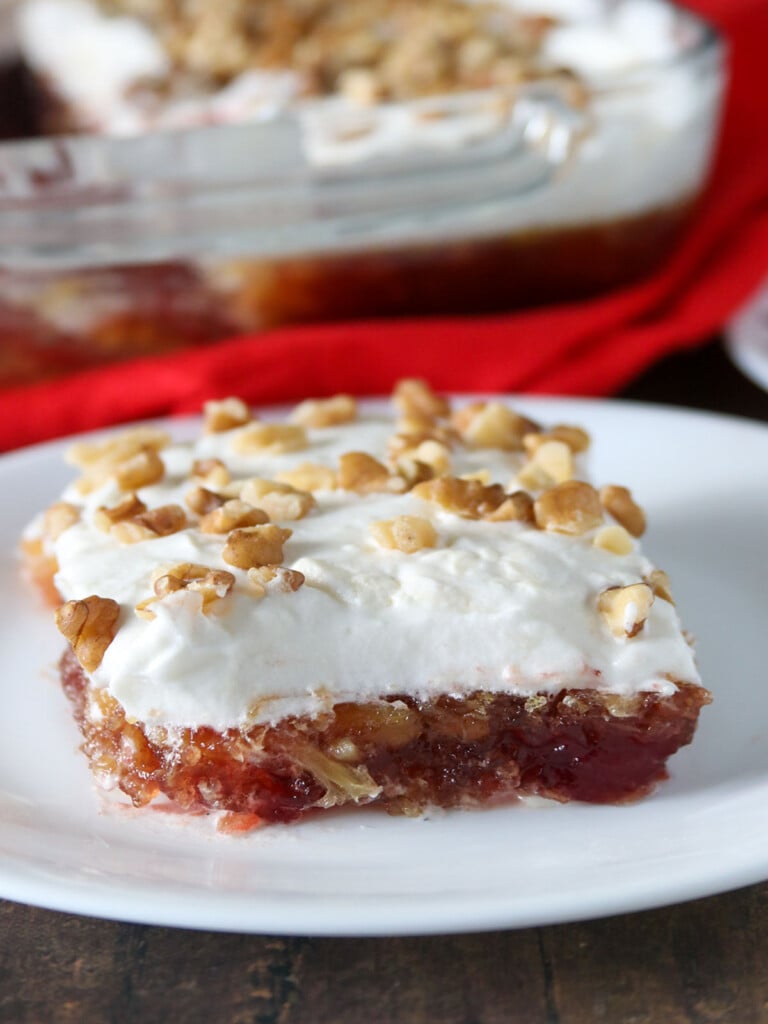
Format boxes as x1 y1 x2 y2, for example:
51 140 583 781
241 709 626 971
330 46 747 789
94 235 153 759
0 0 765 439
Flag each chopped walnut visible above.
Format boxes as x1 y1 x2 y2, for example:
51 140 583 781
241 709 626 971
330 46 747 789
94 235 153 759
338 67 382 105
453 401 536 451
460 468 491 484
412 475 507 519
394 417 458 445
289 394 358 428
593 524 634 555
392 457 436 489
55 595 120 672
93 493 148 533
598 583 655 638
231 423 308 455
199 499 270 534
485 490 535 523
139 563 236 618
203 397 252 433
523 424 591 455
599 485 647 538
275 462 338 492
43 501 80 541
338 452 406 494
646 568 674 604
393 438 451 479
66 427 170 470
517 439 574 490
185 486 226 516
392 379 450 422
69 428 169 494
110 504 188 544
115 448 166 492
100 0 561 104
191 457 231 489
533 481 603 535
240 479 316 520
370 515 438 553
223 525 293 569
247 565 306 596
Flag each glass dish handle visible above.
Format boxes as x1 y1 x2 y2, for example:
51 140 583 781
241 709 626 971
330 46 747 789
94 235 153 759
299 87 588 223
0 88 587 267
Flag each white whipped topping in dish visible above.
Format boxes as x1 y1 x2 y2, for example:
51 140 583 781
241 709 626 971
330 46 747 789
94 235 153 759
29 396 700 731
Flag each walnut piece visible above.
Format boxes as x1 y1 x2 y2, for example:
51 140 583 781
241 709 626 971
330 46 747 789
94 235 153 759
185 486 226 516
69 428 169 494
485 490 535 523
247 565 306 596
231 423 307 455
412 475 508 519
239 479 317 520
338 66 381 104
370 515 438 553
533 481 603 535
289 394 358 428
599 485 647 538
43 501 80 540
523 424 590 455
139 563 236 618
203 397 251 433
338 452 405 494
391 457 436 489
66 427 170 470
392 379 450 421
115 448 166 491
223 525 293 569
453 401 536 451
110 504 188 544
598 583 655 638
593 524 634 555
191 457 231 488
276 462 338 492
93 493 147 533
199 499 270 534
392 438 451 480
517 439 574 490
646 568 675 604
55 595 120 672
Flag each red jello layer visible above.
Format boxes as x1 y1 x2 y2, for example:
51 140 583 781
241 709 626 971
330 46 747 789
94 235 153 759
60 649 711 828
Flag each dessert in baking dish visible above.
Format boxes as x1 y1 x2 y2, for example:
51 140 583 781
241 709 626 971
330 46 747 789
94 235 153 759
0 0 724 387
23 382 710 829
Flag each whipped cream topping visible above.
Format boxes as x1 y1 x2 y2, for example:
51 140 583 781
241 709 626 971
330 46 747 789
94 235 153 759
32 399 700 730
16 0 170 131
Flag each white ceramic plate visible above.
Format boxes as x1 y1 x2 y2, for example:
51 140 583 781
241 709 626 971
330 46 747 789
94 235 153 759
727 277 768 391
1 398 767 936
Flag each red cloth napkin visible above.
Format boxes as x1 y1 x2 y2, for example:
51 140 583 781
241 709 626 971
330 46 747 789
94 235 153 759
2 0 767 451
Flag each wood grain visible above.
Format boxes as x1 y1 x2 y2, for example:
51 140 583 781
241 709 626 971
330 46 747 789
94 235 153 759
2 882 768 1024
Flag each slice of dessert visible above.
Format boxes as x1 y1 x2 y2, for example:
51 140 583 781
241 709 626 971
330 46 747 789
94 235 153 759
23 381 710 830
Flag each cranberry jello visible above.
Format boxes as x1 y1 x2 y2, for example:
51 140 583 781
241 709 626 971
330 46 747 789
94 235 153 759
23 381 710 828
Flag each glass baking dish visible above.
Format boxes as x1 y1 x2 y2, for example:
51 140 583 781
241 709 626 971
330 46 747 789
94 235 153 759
0 0 725 387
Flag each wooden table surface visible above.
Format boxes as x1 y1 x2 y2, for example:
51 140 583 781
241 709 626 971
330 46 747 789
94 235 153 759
2 339 767 1024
